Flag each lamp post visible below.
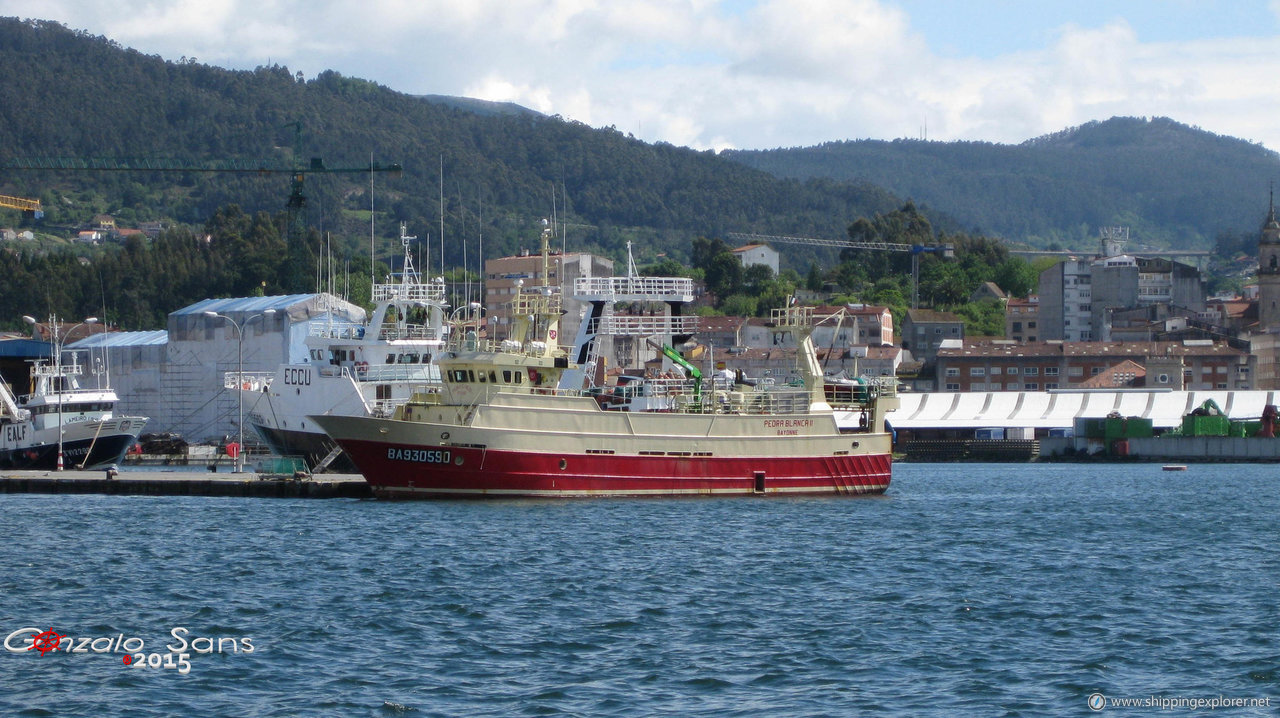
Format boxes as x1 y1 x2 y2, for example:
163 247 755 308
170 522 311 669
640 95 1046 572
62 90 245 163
204 309 276 473
23 314 98 471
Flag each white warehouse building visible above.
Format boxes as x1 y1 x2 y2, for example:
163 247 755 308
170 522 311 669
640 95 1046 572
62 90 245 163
70 294 365 445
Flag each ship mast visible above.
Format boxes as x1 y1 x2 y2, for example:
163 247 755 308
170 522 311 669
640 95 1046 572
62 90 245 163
507 221 563 358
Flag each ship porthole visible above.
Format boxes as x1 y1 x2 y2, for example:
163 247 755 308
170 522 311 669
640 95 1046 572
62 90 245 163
454 455 463 466
441 432 450 440
852 441 859 448
559 459 567 470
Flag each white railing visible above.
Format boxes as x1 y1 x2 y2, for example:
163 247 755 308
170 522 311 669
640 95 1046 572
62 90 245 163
574 276 696 299
32 361 82 379
309 322 366 340
372 280 447 303
591 315 700 336
223 371 275 391
358 364 441 383
589 377 815 415
376 325 445 341
310 322 444 342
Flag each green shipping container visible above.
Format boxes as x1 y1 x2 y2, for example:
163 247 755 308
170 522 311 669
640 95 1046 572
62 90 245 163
1182 414 1230 437
1104 416 1153 439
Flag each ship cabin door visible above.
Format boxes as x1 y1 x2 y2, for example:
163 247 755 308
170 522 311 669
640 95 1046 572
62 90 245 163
754 471 766 493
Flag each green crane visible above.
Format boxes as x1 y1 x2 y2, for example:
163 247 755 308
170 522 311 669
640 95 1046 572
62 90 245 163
646 338 704 403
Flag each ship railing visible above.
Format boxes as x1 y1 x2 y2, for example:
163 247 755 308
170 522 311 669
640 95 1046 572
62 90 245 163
369 388 439 417
223 371 275 391
587 377 814 416
447 335 570 359
715 386 814 415
32 360 83 379
510 292 562 317
869 376 898 398
590 314 700 336
824 375 898 408
358 364 441 383
573 276 696 300
770 305 815 329
376 324 444 341
372 280 447 303
309 322 366 340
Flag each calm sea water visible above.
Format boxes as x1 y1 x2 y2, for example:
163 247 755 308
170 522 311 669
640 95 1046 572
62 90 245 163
1 463 1277 716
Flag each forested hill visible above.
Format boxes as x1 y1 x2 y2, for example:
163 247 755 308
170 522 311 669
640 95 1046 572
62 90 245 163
723 117 1280 250
0 17 903 270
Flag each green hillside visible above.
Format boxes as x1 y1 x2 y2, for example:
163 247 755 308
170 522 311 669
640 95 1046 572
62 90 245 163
724 117 1280 250
0 17 902 278
0 18 1269 331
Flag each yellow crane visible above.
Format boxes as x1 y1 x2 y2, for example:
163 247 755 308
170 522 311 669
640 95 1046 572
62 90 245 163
0 194 42 218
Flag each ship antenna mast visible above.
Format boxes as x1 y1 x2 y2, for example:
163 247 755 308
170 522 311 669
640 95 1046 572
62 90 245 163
400 222 418 290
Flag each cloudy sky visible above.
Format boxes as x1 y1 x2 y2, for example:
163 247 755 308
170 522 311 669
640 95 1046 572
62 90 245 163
5 0 1280 152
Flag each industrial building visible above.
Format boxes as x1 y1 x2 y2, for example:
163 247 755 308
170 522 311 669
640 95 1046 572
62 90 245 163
68 294 365 445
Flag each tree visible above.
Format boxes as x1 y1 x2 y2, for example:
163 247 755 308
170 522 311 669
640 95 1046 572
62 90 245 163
642 258 694 278
992 258 1037 297
719 294 757 317
805 263 823 291
953 300 1006 337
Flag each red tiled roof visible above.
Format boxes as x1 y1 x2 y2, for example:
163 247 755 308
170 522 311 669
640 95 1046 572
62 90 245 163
1076 359 1147 388
694 315 747 332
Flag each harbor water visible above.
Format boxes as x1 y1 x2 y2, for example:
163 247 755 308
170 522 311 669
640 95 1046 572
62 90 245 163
1 463 1276 716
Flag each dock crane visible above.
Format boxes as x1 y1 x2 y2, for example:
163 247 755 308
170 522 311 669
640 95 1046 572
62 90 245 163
727 232 954 309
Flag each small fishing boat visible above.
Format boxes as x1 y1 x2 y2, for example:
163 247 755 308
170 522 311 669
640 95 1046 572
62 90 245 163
1 347 147 470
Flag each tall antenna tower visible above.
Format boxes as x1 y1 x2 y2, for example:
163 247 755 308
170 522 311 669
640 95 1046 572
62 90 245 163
1099 226 1129 258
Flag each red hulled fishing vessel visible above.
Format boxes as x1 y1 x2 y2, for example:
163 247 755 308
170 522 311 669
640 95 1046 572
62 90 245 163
311 225 897 498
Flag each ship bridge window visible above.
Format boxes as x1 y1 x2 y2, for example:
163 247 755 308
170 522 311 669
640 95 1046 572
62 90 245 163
386 354 396 364
404 353 420 364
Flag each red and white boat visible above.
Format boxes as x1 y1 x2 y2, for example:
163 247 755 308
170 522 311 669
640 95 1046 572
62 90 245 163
311 226 897 499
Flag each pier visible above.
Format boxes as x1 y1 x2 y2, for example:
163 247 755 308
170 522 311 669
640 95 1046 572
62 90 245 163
0 469 373 499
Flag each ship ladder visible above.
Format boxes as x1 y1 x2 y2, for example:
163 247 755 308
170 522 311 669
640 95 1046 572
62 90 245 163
581 339 601 389
312 444 345 474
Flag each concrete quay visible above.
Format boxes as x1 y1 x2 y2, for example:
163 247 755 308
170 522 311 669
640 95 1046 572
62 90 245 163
0 469 373 499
